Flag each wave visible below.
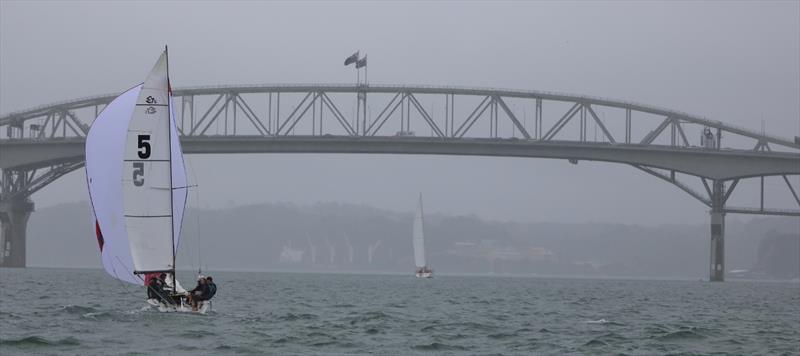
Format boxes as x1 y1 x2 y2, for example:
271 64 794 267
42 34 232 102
80 311 113 320
347 311 394 324
117 306 152 317
0 311 21 320
644 324 671 334
412 342 470 351
306 331 332 338
179 329 217 339
421 321 496 333
585 319 610 324
656 329 707 341
61 305 97 314
584 319 624 326
0 336 80 348
272 336 300 345
488 332 517 340
583 332 627 347
278 312 319 321
213 344 260 354
583 338 609 347
384 302 407 308
308 340 356 348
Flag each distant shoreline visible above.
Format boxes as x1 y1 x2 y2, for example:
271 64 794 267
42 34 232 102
8 266 799 283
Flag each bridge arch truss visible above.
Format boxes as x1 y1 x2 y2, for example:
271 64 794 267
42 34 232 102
1 84 799 278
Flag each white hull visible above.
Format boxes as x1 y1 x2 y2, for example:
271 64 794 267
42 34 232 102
415 272 433 278
146 298 211 314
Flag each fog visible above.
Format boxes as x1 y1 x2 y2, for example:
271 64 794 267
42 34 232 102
2 1 799 226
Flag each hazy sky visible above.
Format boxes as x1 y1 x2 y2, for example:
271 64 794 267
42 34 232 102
1 1 798 225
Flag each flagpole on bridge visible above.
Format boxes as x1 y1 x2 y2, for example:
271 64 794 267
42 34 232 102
356 66 360 134
342 52 370 135
344 51 361 134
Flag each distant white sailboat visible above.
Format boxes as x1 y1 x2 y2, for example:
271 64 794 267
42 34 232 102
413 194 433 278
85 48 210 313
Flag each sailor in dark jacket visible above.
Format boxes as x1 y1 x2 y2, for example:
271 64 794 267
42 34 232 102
147 273 168 303
205 276 217 300
187 275 209 311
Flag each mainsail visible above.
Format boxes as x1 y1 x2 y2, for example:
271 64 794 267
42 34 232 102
413 194 426 268
86 49 187 283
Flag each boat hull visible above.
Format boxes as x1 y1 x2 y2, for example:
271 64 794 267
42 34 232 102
146 298 211 314
415 272 433 278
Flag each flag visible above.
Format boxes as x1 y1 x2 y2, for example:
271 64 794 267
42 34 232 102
344 51 359 66
356 55 367 68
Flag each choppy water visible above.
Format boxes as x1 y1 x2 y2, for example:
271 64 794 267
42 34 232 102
1 268 798 355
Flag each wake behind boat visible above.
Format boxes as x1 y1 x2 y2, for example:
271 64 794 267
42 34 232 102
85 48 214 313
413 194 433 278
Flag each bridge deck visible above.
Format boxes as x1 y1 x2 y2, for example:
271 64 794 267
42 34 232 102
1 136 798 181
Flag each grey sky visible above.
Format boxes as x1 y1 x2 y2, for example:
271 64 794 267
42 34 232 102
1 1 798 225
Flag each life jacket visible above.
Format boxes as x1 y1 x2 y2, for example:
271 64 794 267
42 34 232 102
206 283 217 299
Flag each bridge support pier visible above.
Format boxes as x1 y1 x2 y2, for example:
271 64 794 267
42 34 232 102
709 180 725 282
0 198 34 268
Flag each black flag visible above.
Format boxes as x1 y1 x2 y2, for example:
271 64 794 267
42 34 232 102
356 55 367 68
344 51 359 66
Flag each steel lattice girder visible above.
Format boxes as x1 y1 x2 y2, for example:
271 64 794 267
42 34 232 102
1 84 799 215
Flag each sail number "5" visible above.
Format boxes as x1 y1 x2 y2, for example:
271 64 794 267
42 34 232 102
138 135 151 159
133 135 151 186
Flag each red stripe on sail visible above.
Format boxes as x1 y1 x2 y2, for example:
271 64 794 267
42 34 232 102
94 220 105 251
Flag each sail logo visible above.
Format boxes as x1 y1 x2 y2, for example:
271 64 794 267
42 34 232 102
146 96 157 104
145 107 157 115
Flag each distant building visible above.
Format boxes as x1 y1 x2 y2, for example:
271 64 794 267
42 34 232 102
525 247 555 261
447 240 556 263
279 246 304 264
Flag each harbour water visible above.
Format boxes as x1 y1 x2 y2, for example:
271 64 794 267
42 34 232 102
1 268 798 355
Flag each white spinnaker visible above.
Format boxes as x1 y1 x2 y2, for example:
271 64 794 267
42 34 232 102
122 51 186 273
86 85 143 285
413 194 426 268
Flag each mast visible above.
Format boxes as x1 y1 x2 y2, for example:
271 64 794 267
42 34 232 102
165 45 176 293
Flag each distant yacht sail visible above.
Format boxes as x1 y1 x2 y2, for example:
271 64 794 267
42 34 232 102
86 48 205 312
413 194 433 278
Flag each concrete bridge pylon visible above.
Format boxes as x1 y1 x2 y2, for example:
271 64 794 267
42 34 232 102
0 198 34 268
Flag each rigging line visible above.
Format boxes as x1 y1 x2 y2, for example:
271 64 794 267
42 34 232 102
195 184 203 274
168 184 198 190
185 155 203 274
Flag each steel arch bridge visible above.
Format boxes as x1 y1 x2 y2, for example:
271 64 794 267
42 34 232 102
1 83 799 281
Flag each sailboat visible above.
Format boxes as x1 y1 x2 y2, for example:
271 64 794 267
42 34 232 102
413 194 433 278
85 48 208 312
